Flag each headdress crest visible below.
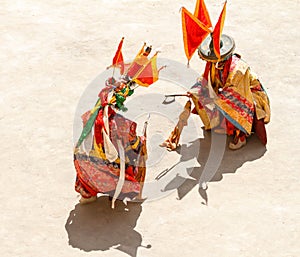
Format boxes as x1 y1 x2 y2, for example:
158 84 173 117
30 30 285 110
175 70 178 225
181 0 234 63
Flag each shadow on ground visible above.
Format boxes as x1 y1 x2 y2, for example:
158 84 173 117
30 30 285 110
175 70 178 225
65 196 150 257
161 130 267 204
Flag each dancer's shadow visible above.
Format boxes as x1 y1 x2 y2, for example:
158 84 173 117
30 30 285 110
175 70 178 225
161 130 267 204
65 196 150 257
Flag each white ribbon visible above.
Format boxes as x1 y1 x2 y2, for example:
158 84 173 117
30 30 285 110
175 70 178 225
111 139 125 209
102 105 118 162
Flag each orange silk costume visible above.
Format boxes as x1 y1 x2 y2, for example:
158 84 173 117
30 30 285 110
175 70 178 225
190 54 270 142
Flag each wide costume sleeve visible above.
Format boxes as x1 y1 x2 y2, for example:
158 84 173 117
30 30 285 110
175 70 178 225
248 71 271 123
215 58 255 135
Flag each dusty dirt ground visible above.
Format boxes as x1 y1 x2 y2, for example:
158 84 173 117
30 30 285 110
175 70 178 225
1 0 299 256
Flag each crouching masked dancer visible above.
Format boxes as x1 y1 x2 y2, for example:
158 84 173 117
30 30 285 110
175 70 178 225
161 34 270 151
74 38 163 207
74 78 148 207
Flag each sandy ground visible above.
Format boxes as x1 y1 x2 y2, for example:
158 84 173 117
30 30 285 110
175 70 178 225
1 0 300 256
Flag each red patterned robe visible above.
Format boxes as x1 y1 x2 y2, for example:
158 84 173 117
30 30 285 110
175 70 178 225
74 87 146 200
